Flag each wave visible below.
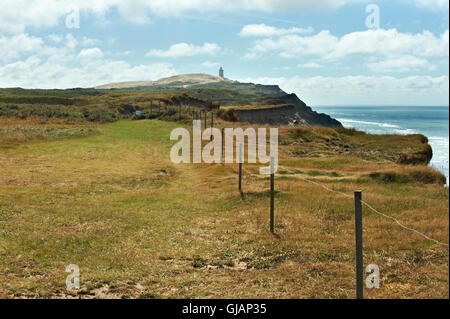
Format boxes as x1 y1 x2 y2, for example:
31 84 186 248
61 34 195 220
337 118 400 128
429 137 449 166
335 112 449 185
393 128 419 135
429 136 450 146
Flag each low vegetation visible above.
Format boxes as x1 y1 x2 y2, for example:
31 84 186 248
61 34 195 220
220 104 293 111
0 90 447 299
279 126 433 165
366 167 447 185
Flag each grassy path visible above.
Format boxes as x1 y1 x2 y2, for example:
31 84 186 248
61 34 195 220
0 120 448 298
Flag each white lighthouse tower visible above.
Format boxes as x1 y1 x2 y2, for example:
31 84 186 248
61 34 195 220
219 66 224 78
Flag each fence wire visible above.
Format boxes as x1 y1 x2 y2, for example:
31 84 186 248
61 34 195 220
297 176 449 247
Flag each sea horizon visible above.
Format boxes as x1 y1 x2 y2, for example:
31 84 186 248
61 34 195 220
314 105 450 185
314 105 449 108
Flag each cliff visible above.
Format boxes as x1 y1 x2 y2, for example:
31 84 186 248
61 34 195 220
95 73 342 127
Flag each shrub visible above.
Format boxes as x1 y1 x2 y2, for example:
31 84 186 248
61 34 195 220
396 144 433 165
117 103 137 115
217 109 238 122
335 126 366 136
368 172 409 184
367 167 446 185
408 167 446 185
0 103 119 123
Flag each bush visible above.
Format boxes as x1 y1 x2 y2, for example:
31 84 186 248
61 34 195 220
335 126 365 136
408 167 446 185
367 167 446 185
0 103 119 123
132 107 187 122
82 107 118 123
396 144 433 165
217 109 238 122
368 172 409 184
117 103 137 115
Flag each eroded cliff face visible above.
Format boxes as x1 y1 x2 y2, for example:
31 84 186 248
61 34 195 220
234 105 304 126
278 93 342 127
233 103 341 127
95 74 342 127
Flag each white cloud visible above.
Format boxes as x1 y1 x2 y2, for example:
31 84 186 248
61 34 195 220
327 28 449 59
0 55 177 89
77 47 104 62
238 75 449 105
409 0 449 10
273 66 290 70
2 1 448 35
65 34 78 50
0 33 44 63
367 55 433 72
0 1 112 34
297 62 323 68
0 0 369 34
81 36 101 46
104 0 369 17
247 28 449 60
239 24 314 37
252 30 337 58
47 34 63 43
116 1 152 24
0 33 177 88
145 42 220 58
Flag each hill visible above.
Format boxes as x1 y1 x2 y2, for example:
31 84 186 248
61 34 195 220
95 73 236 89
94 73 341 127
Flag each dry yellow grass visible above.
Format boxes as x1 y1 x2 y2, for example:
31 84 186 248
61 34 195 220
0 117 97 145
0 119 448 299
221 104 292 111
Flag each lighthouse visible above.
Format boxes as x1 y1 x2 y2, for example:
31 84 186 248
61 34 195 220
219 67 224 78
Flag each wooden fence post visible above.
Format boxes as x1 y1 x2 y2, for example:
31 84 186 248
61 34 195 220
238 143 243 193
220 127 224 165
354 190 363 299
150 100 153 116
270 156 275 234
158 101 161 114
204 111 207 130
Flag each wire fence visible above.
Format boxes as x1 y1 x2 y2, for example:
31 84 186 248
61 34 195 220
296 175 449 247
184 110 449 248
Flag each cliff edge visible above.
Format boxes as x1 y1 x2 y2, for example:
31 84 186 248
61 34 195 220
95 73 342 127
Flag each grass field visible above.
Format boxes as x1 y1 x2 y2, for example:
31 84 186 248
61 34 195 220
0 118 448 298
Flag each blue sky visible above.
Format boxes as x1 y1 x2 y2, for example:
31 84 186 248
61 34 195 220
0 0 448 105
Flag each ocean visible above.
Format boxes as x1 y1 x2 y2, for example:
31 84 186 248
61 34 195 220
313 106 449 184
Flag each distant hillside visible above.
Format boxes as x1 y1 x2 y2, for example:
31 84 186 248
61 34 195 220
95 73 341 127
96 73 284 97
95 74 235 89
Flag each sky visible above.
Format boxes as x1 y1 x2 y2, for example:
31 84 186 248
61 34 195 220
0 0 448 106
